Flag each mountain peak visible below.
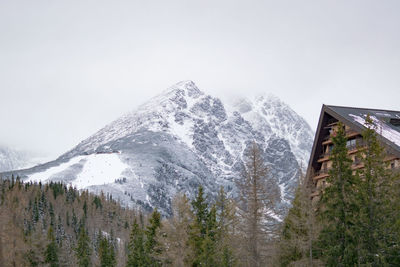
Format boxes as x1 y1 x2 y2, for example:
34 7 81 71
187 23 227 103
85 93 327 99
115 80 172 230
175 80 196 88
161 80 203 99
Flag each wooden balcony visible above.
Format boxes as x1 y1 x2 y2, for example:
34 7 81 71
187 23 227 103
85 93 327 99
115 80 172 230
310 191 319 197
312 169 329 181
321 130 361 145
322 138 333 146
317 152 331 163
346 130 360 139
347 141 366 154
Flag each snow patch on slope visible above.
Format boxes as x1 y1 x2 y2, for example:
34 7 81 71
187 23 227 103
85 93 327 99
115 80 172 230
74 153 129 189
28 156 85 184
28 153 129 189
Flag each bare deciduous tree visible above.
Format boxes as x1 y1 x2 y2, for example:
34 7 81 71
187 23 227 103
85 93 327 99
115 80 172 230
236 142 279 267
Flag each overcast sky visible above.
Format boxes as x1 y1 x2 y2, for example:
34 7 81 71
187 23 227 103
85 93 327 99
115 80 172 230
1 0 399 158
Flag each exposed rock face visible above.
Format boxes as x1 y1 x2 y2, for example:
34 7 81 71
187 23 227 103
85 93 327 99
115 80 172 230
2 81 313 219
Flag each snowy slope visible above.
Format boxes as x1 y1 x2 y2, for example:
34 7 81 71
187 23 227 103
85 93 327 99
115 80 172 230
27 153 130 189
2 81 314 218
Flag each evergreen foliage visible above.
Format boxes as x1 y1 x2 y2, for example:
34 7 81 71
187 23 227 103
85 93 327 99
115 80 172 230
126 209 162 267
0 179 136 266
187 186 219 266
1 130 399 267
317 122 359 266
75 225 91 267
98 233 116 267
45 226 59 267
355 115 399 265
277 172 318 267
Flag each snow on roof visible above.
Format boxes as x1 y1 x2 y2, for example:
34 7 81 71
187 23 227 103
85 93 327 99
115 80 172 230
349 114 400 147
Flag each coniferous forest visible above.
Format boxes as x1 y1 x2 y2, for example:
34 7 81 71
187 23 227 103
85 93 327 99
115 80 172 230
1 118 400 267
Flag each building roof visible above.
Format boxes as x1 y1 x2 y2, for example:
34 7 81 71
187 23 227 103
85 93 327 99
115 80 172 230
307 105 400 176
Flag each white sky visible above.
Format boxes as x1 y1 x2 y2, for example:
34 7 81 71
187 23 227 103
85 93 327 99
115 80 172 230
1 0 399 159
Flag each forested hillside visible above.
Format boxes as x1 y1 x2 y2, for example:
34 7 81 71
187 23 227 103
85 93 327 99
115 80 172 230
0 178 137 266
0 143 280 267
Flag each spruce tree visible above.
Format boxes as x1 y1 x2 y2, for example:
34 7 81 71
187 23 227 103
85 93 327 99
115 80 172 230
317 122 359 266
278 172 318 267
75 226 91 267
45 226 59 267
356 115 396 265
188 186 215 266
126 210 162 267
127 218 146 267
144 209 162 264
387 168 400 265
98 233 116 267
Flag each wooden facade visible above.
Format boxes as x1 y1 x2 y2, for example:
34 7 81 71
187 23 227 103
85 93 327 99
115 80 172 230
306 105 400 201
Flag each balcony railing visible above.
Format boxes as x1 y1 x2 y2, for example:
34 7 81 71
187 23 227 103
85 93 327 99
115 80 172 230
319 151 331 159
348 140 365 151
316 169 329 176
319 141 366 159
323 129 360 142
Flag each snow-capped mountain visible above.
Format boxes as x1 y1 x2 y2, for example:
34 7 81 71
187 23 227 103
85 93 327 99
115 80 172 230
1 81 313 218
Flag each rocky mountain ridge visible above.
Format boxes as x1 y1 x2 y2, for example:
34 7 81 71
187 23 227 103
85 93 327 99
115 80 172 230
1 81 314 219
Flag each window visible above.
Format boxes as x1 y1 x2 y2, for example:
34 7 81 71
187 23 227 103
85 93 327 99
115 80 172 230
390 118 400 127
346 139 356 150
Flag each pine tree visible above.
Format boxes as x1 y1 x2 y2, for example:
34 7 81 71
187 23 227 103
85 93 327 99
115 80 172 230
45 226 59 267
317 122 359 266
387 168 400 265
145 209 162 263
201 205 218 266
126 210 162 267
188 186 217 266
277 171 318 267
126 218 146 266
75 226 91 267
356 115 396 265
83 200 87 218
98 233 116 267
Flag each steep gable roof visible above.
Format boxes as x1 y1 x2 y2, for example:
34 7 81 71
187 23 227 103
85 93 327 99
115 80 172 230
307 105 400 177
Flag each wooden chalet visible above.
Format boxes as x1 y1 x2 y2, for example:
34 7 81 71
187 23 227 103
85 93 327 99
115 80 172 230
306 105 400 201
